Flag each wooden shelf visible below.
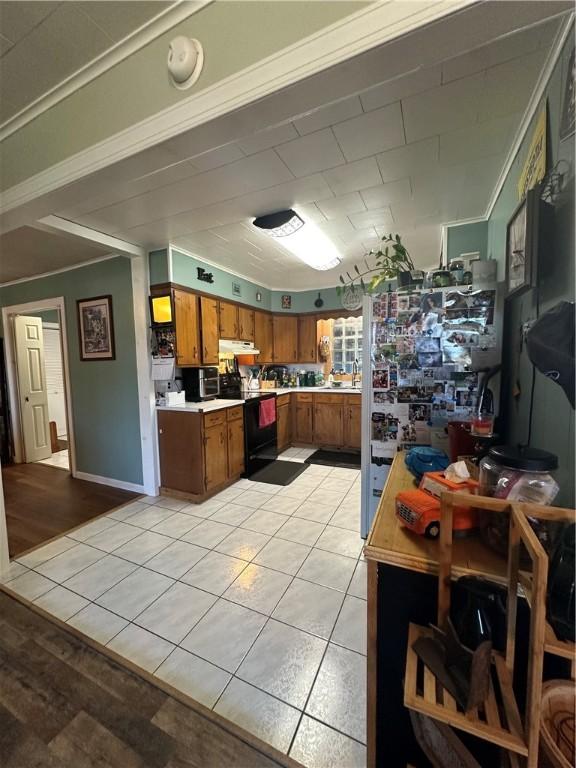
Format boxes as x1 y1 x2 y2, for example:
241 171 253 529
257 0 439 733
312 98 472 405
404 623 528 757
544 621 575 661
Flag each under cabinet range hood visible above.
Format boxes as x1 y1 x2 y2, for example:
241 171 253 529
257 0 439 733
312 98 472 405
218 340 260 355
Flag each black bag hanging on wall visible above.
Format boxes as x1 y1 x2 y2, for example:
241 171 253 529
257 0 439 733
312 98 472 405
526 301 575 408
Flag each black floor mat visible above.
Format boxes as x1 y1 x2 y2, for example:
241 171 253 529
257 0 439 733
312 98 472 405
304 449 361 469
248 460 309 485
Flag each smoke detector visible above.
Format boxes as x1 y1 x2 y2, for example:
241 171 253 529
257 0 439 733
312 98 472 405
167 36 203 90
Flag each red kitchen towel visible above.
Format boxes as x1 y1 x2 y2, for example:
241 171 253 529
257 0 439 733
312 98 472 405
259 397 276 428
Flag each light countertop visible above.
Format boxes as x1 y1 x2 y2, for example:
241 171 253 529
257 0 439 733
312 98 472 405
156 399 245 413
258 386 362 395
156 387 362 413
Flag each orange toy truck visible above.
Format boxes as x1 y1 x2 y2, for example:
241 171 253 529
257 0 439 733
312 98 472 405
395 471 479 539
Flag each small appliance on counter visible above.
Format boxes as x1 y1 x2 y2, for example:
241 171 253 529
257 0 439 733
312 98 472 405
181 366 220 401
157 390 186 407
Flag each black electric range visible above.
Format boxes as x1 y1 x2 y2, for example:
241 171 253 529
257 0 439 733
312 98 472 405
219 374 277 476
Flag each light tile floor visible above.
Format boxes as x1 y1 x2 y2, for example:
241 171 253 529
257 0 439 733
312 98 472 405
37 447 70 470
2 448 367 767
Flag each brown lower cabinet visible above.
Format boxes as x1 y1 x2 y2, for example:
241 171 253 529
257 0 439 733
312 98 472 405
344 400 362 449
277 394 292 452
158 394 360 500
294 393 313 443
158 406 244 497
313 394 344 446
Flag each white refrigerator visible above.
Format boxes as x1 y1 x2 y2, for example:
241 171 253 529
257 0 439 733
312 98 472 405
360 286 501 538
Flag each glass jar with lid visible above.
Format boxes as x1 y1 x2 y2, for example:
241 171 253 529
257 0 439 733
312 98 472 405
479 446 559 555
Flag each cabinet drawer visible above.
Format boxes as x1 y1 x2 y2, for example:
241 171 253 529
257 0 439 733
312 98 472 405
203 410 226 429
315 393 345 404
295 393 313 403
277 394 291 406
345 395 362 405
226 405 244 422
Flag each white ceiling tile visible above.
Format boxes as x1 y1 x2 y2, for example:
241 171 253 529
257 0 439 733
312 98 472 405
208 222 253 242
77 2 172 42
0 4 112 118
442 19 558 83
275 128 345 177
0 33 14 56
439 113 520 167
0 2 59 44
292 203 327 223
78 150 294 233
360 178 412 210
236 124 299 156
315 192 366 220
348 208 393 231
359 65 442 113
476 48 548 122
332 102 405 162
376 136 440 184
189 145 246 172
336 226 378 246
401 72 485 144
322 157 382 196
318 218 356 238
293 95 363 136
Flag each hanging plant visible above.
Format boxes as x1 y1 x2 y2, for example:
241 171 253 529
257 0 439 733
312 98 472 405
336 233 416 295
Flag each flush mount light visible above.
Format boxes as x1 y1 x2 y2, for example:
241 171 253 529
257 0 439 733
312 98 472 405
252 209 304 237
252 209 341 271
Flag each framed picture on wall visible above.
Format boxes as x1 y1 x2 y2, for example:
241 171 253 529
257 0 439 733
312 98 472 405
77 295 115 361
505 197 528 297
281 294 292 309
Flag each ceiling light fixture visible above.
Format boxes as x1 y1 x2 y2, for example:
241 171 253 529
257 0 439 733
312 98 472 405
252 209 341 271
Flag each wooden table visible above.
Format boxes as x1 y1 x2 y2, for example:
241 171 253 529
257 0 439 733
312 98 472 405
363 451 509 767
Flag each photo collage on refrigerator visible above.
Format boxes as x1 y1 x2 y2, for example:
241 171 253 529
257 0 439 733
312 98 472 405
369 288 497 463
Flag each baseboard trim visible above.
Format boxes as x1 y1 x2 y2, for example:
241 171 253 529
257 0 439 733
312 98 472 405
74 471 145 494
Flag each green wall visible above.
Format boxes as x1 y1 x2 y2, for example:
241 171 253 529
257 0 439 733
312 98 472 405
163 248 345 313
0 257 143 486
0 1 367 191
446 221 488 263
487 30 574 506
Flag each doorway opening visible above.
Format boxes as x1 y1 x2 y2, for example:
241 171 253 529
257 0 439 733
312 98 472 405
2 298 75 475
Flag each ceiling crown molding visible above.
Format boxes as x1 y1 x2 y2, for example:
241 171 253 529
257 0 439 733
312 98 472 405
0 1 211 142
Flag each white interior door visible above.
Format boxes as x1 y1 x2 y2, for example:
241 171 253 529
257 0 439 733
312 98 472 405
14 315 51 462
43 327 67 439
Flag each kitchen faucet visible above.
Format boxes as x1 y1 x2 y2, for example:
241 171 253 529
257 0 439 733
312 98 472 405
352 359 359 388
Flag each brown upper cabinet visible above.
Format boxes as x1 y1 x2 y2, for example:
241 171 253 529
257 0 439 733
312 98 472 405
173 289 200 366
200 296 219 364
218 301 238 339
298 315 317 363
254 311 274 363
238 307 255 341
273 315 298 363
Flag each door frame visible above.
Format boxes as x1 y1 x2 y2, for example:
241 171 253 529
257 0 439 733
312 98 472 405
2 296 76 475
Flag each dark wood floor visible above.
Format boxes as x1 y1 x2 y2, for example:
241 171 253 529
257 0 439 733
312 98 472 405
0 591 297 768
2 463 138 557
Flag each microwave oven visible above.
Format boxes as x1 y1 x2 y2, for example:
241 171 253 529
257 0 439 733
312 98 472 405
182 367 220 401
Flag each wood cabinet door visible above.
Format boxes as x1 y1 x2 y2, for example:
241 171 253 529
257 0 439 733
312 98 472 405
344 404 362 449
204 423 228 490
238 307 255 341
298 315 317 363
227 418 245 478
158 411 204 493
295 403 313 443
254 312 274 363
174 289 200 366
273 315 298 363
200 296 219 364
277 403 292 452
219 301 238 339
314 402 343 446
